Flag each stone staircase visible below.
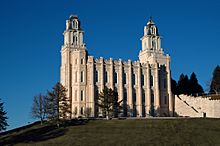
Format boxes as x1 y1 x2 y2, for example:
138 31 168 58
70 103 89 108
175 95 203 117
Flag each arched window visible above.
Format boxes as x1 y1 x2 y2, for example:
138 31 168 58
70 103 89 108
151 28 154 34
73 20 78 29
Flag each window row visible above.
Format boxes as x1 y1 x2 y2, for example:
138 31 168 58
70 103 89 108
74 71 85 83
74 107 84 115
73 70 166 88
74 58 85 65
74 90 84 101
94 70 167 88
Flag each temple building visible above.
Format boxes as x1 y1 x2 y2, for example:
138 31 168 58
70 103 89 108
60 15 173 118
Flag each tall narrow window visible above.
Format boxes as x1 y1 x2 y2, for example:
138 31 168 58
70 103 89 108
81 71 84 82
75 90 77 101
150 74 153 87
133 90 137 117
81 107 83 115
73 21 78 29
123 73 127 84
75 71 77 82
75 36 78 45
141 74 145 86
95 70 98 82
81 90 84 101
73 35 75 43
73 35 78 45
73 21 75 28
142 89 146 117
81 58 84 64
152 28 154 34
104 71 108 83
123 89 127 117
114 72 118 84
132 74 136 85
142 90 145 104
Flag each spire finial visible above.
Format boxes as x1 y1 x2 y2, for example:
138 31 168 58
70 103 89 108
147 16 155 25
69 14 78 20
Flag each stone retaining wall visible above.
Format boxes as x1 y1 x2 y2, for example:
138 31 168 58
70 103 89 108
175 95 220 118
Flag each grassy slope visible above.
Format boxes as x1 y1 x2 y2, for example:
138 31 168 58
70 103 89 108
1 118 220 146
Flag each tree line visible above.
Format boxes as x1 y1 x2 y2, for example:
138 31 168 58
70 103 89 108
171 65 220 96
171 72 204 96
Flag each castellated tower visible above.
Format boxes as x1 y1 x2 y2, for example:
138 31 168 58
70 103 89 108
60 15 173 118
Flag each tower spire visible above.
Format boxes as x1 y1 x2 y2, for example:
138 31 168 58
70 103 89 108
63 15 85 48
139 17 164 63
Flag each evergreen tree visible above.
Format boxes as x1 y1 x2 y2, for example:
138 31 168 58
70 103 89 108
209 65 220 94
171 78 177 95
189 72 204 96
31 94 46 125
45 91 58 121
46 82 71 126
177 74 189 95
112 91 122 118
98 88 122 119
0 98 8 131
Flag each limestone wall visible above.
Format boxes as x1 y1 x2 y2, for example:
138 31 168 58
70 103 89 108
175 95 220 118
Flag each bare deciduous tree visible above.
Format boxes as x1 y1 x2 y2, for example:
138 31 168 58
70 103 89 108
31 94 46 125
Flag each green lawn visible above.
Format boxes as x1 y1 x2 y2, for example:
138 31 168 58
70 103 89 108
1 118 220 146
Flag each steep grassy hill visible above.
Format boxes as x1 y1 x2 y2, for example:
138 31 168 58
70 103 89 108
1 118 220 146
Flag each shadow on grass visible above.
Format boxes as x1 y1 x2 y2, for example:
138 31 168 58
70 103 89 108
0 119 89 145
0 125 66 145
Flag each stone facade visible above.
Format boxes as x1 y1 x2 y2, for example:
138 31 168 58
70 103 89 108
60 15 173 118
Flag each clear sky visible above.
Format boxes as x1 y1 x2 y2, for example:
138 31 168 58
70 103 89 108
0 0 219 130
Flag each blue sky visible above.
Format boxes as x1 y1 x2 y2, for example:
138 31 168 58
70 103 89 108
0 0 219 130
